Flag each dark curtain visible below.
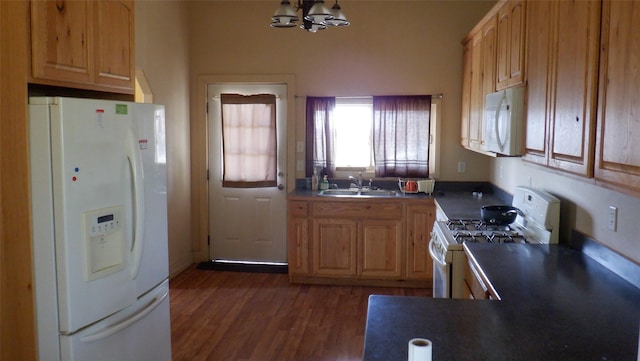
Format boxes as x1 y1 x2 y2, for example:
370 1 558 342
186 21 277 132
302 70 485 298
305 97 336 177
373 95 432 178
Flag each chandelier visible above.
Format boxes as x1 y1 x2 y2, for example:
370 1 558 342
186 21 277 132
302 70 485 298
270 0 350 33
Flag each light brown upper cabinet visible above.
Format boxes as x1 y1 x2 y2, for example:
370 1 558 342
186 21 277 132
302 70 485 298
523 0 601 177
595 1 640 193
30 0 134 94
461 40 472 148
94 0 134 91
468 31 484 152
521 0 551 166
496 0 526 90
461 0 520 156
460 16 498 155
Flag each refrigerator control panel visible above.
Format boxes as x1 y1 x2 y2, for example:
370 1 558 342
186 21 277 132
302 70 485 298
83 206 126 281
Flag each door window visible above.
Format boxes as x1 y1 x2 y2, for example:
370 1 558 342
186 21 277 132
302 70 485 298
220 93 277 188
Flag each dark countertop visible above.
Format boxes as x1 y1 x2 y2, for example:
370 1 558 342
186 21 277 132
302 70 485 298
364 244 640 361
432 190 510 220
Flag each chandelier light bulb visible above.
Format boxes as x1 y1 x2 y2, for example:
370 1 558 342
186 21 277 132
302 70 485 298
327 1 349 26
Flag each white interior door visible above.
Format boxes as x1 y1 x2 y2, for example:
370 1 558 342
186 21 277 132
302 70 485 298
207 83 287 263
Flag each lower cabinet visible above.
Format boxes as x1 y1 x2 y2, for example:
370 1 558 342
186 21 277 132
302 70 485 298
406 205 434 280
463 254 497 300
288 198 434 287
312 219 358 276
287 201 310 276
358 220 403 278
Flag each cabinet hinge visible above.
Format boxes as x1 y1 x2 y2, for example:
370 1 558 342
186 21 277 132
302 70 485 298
207 235 210 246
206 169 210 181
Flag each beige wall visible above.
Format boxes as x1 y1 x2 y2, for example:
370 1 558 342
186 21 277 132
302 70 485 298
490 157 640 264
188 0 495 181
136 1 193 276
186 0 496 260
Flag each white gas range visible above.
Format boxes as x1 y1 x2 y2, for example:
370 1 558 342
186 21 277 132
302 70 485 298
429 186 560 298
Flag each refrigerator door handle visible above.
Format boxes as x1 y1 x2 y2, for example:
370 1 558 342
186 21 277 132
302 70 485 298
127 130 145 280
79 285 169 343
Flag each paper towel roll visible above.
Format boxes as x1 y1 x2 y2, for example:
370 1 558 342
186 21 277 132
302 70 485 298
408 338 432 361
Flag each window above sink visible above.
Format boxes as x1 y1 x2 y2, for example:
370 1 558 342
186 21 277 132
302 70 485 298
305 95 442 181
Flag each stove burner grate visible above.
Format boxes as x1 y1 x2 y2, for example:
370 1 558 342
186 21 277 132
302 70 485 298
447 219 528 245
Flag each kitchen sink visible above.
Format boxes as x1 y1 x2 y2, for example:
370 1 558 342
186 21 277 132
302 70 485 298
319 189 361 196
318 188 400 197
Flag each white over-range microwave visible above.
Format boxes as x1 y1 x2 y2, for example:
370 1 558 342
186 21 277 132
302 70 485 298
483 86 525 156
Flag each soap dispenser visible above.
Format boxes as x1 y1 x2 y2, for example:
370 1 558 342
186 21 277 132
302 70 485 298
311 168 319 191
320 175 329 190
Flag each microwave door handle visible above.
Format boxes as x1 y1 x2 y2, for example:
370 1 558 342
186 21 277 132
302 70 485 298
495 92 506 152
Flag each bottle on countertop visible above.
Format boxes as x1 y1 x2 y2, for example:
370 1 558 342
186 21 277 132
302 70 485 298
320 175 329 190
311 168 319 191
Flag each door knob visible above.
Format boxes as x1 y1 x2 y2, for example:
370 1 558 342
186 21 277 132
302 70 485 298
277 184 284 190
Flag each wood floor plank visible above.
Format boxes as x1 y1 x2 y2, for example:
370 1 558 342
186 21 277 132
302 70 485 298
170 265 432 361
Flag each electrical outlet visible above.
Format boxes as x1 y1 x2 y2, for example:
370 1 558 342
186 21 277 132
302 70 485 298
296 160 304 172
608 206 618 232
296 141 304 153
457 161 466 173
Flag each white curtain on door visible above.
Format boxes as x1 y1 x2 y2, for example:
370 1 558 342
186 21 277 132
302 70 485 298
221 93 277 188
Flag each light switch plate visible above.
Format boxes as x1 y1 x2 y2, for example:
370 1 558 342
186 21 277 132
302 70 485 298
608 206 617 232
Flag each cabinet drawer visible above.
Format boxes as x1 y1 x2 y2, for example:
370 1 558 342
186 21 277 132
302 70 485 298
465 259 491 300
312 202 403 219
289 201 308 217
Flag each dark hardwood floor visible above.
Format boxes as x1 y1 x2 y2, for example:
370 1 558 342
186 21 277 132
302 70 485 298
169 265 432 361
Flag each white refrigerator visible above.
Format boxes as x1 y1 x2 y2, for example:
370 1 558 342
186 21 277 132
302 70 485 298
29 97 172 361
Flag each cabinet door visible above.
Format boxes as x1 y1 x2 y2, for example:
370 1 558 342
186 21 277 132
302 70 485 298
94 0 134 90
496 0 526 90
468 31 484 150
482 17 498 99
595 0 640 192
496 3 510 89
523 0 553 165
288 218 309 275
31 0 95 84
358 220 403 279
461 40 472 148
477 16 498 151
548 0 600 176
287 201 309 276
406 205 434 281
312 219 357 277
507 0 525 87
464 258 490 300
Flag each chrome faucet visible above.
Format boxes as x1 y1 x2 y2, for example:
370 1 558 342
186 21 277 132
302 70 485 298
349 172 363 189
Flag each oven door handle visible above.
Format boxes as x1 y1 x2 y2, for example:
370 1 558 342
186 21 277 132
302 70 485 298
429 238 447 267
